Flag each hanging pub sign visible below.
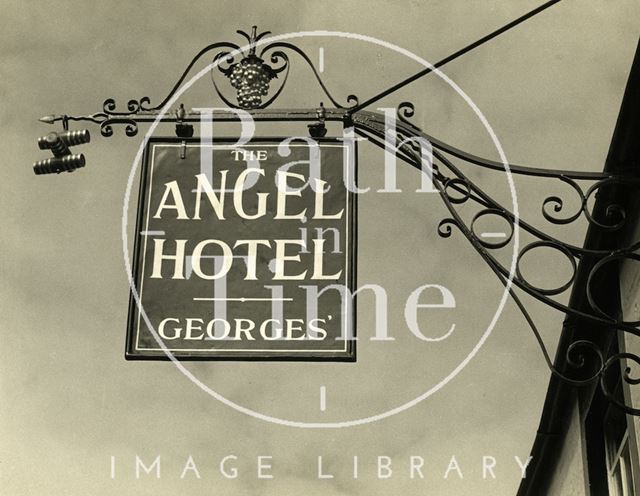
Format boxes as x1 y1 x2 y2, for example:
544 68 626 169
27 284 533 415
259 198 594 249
126 137 357 360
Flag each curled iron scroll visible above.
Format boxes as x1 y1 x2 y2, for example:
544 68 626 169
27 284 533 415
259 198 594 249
562 340 605 386
103 97 152 116
583 178 627 231
542 176 585 225
587 251 640 326
601 353 640 415
101 41 242 116
257 41 360 109
100 118 138 138
397 101 416 127
543 176 628 231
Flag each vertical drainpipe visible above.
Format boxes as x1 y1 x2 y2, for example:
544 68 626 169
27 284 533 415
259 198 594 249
517 38 640 496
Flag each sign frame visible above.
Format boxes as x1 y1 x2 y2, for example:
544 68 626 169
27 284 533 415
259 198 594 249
125 136 358 361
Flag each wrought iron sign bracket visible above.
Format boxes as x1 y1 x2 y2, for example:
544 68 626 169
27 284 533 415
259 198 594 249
33 18 640 415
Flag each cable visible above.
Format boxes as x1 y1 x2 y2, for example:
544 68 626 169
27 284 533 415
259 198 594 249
347 0 563 114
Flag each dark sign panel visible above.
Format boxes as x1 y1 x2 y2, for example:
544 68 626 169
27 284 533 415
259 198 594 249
126 138 356 360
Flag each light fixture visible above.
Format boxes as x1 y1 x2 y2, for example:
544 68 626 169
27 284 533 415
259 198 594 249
33 129 90 175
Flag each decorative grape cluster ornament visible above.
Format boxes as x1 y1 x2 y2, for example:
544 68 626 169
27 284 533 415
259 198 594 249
229 55 275 109
227 27 277 109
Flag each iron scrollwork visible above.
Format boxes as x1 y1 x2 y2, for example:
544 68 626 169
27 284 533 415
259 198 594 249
355 103 640 414
209 28 359 110
36 27 640 416
542 175 628 231
93 25 360 137
210 27 287 110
